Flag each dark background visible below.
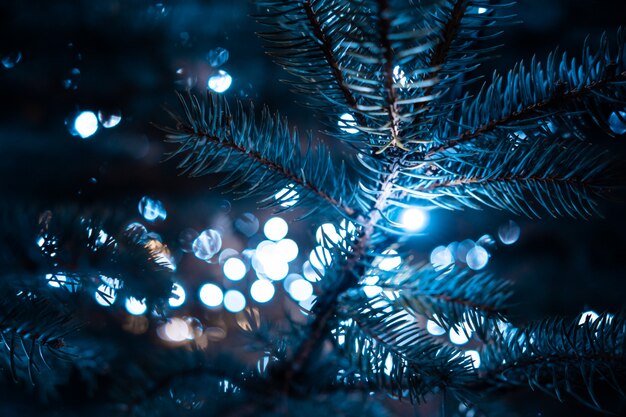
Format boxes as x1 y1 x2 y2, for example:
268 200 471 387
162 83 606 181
0 0 624 416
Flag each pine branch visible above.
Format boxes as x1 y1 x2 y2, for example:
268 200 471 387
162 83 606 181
0 205 175 304
0 288 77 386
164 92 356 217
479 314 626 412
386 265 514 337
398 136 611 217
256 0 367 125
258 0 440 150
336 298 475 402
428 29 626 156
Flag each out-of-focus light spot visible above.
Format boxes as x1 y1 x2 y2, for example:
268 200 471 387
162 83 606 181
193 229 222 260
309 246 332 270
288 278 313 301
46 273 67 288
234 212 259 237
95 284 116 306
125 222 147 237
250 279 275 303
609 110 626 135
223 257 246 281
138 196 167 222
254 240 289 280
338 113 359 134
169 283 186 308
466 246 489 270
377 249 401 271
340 219 357 237
426 319 446 336
276 239 299 262
199 283 223 308
361 274 379 286
399 207 428 232
579 310 600 325
477 7 487 13
284 273 303 292
315 223 341 246
498 220 520 245
98 110 122 128
363 285 382 298
263 261 289 281
477 234 496 249
455 239 475 263
449 324 472 345
1 51 22 68
298 295 316 311
302 261 323 282
264 217 288 241
73 111 99 139
430 246 454 271
384 353 394 376
218 248 239 264
207 47 229 67
465 350 481 368
125 297 147 315
274 184 299 208
184 316 204 340
392 65 407 87
207 70 232 93
159 317 190 342
101 274 123 289
224 290 246 313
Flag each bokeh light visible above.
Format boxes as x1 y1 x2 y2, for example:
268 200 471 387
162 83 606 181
274 184 299 208
95 284 116 306
193 229 222 260
73 111 99 139
498 220 520 245
125 297 147 315
426 319 446 336
98 110 122 128
168 283 186 308
263 217 288 241
338 113 358 134
288 278 313 301
465 350 481 368
207 70 232 93
138 196 167 222
377 249 401 271
224 290 246 313
250 279 275 303
199 283 223 308
399 207 428 232
466 246 489 270
276 238 299 262
223 257 247 281
430 246 454 271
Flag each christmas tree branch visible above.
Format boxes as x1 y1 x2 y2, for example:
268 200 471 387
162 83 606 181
402 137 610 218
479 314 626 411
428 30 626 156
165 92 356 217
338 299 475 402
377 0 405 152
301 0 367 127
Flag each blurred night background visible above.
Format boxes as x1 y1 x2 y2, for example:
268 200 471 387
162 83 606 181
0 0 625 416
